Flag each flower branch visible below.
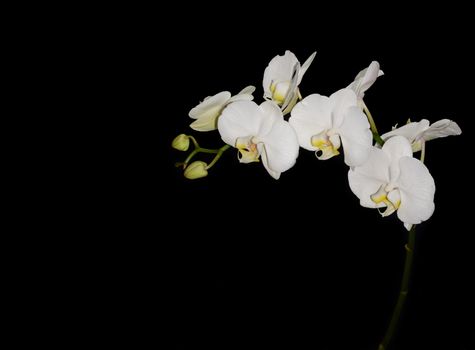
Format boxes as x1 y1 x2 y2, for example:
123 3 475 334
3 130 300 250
170 49 462 348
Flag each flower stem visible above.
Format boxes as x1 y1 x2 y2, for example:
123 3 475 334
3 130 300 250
184 149 200 165
183 144 230 169
378 225 417 350
183 148 218 166
420 141 426 164
188 135 200 149
362 102 384 147
196 148 221 154
206 144 231 169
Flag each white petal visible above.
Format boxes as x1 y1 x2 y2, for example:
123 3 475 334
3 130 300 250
289 94 333 151
338 106 372 167
420 119 462 141
217 101 261 146
189 91 231 120
189 91 231 131
382 135 413 162
382 136 414 184
387 189 401 206
396 157 435 225
404 223 413 231
238 85 256 95
348 61 384 99
281 61 300 112
256 101 284 136
281 90 300 115
357 61 382 97
260 145 280 180
348 147 390 208
297 51 317 84
228 86 256 103
189 116 219 132
260 120 299 174
329 89 358 128
381 119 430 143
263 51 299 99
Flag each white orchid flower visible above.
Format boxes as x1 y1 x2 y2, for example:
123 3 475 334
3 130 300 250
189 86 255 132
217 100 299 180
289 88 372 167
348 136 435 230
348 61 384 103
263 50 317 114
381 118 462 152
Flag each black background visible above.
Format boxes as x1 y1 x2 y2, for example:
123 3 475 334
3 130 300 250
150 10 474 350
12 5 474 350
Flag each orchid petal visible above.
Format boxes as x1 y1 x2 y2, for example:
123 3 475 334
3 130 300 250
189 91 231 120
218 101 261 146
420 119 462 141
397 157 436 225
338 106 372 166
387 189 401 213
289 94 333 150
281 91 300 115
238 85 256 96
329 89 358 128
189 91 231 131
189 114 220 132
260 145 280 180
260 120 299 173
263 51 299 100
228 86 256 103
281 61 300 112
381 136 413 183
257 101 283 136
348 147 390 208
357 61 383 97
348 61 384 99
381 119 430 143
297 51 317 84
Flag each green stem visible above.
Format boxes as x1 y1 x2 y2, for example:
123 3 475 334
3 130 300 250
206 144 231 169
184 148 200 165
378 225 417 350
196 148 220 154
362 102 384 147
188 135 200 149
183 145 228 168
420 141 426 164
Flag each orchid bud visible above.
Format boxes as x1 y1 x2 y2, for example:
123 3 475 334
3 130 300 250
184 161 208 179
172 134 190 151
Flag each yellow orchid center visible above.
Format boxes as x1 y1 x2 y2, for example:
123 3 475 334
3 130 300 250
236 136 260 163
270 81 290 105
371 184 401 217
311 129 341 160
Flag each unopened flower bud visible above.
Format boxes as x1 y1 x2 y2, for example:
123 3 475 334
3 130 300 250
184 161 208 179
172 134 190 151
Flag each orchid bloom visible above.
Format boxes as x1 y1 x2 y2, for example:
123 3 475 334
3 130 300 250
348 136 435 230
189 86 255 132
263 50 317 115
348 61 384 103
381 119 462 152
217 100 299 179
289 88 372 167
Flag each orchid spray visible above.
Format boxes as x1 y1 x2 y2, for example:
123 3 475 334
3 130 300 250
171 50 462 349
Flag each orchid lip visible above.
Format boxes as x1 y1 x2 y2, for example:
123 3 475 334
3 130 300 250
370 184 401 217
